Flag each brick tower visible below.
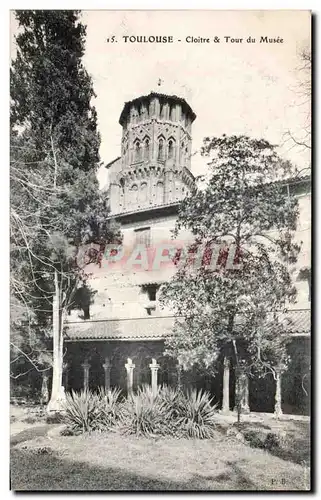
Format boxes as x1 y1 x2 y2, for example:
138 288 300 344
108 92 196 215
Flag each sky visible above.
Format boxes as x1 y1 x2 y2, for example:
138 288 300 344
11 10 311 188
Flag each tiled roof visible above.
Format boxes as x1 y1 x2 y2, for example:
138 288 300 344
65 309 310 341
65 316 175 341
279 309 311 334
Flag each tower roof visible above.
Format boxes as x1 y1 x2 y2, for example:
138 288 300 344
119 91 196 126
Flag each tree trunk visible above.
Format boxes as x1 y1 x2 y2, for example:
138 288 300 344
222 356 230 414
177 364 182 390
274 369 283 419
234 367 250 419
40 373 49 404
47 269 65 412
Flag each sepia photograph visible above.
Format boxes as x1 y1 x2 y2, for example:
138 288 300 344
10 9 311 491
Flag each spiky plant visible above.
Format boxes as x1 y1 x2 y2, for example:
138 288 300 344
121 386 167 437
63 389 101 432
181 389 218 439
97 386 124 428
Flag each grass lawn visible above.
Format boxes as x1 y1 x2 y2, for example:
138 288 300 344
10 412 310 491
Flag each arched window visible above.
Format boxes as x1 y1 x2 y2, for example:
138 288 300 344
134 141 141 162
185 147 188 164
120 178 125 195
144 138 150 160
140 182 148 203
131 184 138 204
158 138 164 160
156 181 164 205
168 139 174 159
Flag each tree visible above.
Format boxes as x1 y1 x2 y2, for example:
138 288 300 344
284 47 311 152
10 10 120 410
160 135 301 418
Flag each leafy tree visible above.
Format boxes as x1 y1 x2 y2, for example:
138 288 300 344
10 10 120 410
160 135 301 418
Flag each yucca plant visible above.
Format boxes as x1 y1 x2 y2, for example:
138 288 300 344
97 386 124 428
158 385 187 435
180 388 218 439
159 385 185 416
120 385 167 437
63 389 101 432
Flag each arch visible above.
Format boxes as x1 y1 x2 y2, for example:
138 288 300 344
140 182 148 203
143 136 150 160
156 181 164 205
168 138 175 159
130 184 138 204
134 140 141 162
119 177 125 195
158 137 165 160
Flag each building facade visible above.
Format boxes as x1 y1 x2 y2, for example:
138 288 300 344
64 92 311 415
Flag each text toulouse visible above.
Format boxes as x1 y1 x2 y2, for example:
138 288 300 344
120 35 283 44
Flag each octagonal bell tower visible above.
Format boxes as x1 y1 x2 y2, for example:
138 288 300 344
108 92 196 215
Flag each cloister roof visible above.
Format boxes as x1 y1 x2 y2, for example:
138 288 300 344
65 309 310 342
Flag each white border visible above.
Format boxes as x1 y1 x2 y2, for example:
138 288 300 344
2 2 319 499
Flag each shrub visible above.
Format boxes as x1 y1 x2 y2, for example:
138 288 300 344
159 385 185 415
62 385 218 439
63 387 124 433
120 385 167 437
264 432 280 450
97 387 124 428
180 389 218 439
63 389 101 432
243 429 267 448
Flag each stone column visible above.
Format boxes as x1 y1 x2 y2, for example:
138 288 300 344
234 367 250 414
103 357 111 392
149 358 160 396
40 372 49 404
222 357 230 414
274 368 283 419
63 362 69 392
125 358 135 396
81 359 90 391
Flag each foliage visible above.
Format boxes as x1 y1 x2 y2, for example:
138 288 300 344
97 387 124 428
120 385 217 439
63 389 101 432
120 385 168 437
160 135 301 380
158 384 186 422
180 389 218 439
10 11 120 399
62 385 218 439
63 387 124 432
